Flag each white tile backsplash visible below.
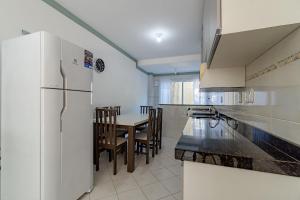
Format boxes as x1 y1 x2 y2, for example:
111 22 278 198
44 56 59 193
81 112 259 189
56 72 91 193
219 27 300 146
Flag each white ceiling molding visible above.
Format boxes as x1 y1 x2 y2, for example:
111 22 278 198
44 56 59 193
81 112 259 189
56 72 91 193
138 54 201 66
137 54 201 74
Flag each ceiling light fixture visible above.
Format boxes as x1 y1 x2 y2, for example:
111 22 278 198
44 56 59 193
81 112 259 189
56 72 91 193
155 33 163 43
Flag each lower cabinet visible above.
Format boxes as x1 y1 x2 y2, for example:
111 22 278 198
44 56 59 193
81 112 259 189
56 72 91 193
184 161 300 200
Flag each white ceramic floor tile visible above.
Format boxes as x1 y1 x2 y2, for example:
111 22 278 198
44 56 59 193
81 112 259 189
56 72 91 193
94 194 118 200
151 167 175 181
90 180 116 200
141 182 170 200
167 164 183 176
78 193 90 200
117 188 147 200
92 137 184 200
173 191 183 200
160 176 182 194
94 170 112 184
113 176 139 193
160 195 176 200
110 166 132 181
133 171 158 186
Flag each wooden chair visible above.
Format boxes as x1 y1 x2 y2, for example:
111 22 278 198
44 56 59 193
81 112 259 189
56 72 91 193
156 108 163 152
113 106 121 115
111 106 128 138
140 106 153 114
137 106 153 131
95 108 127 175
135 108 156 164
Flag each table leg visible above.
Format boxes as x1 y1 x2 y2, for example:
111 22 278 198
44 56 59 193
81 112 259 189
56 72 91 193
127 126 135 172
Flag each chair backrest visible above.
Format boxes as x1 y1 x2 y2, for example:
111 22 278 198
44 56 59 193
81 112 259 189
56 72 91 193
101 106 121 115
156 108 163 134
95 108 117 147
140 106 153 114
147 108 156 139
113 106 121 115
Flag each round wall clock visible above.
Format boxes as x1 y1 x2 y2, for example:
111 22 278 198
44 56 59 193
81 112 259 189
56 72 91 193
95 58 105 73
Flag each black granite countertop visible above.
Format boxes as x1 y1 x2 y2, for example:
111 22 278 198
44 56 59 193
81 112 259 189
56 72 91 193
175 116 300 177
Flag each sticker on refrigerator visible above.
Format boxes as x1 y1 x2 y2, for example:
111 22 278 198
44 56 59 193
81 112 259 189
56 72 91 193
84 50 93 69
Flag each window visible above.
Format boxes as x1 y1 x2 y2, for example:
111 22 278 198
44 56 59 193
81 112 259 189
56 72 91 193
159 76 200 104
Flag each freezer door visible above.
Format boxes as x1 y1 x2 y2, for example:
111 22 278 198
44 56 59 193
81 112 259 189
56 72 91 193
61 91 93 200
61 40 92 91
41 89 63 200
41 32 63 89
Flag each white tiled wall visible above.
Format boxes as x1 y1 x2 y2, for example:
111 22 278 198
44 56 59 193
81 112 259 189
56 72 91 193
218 27 300 146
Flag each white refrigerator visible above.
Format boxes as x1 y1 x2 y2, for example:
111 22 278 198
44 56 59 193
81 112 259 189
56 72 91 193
1 32 93 200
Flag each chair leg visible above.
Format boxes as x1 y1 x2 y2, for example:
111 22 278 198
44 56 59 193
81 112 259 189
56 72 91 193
140 144 143 153
146 142 149 164
152 138 155 158
96 151 100 171
155 135 158 155
159 131 162 149
113 149 117 175
108 150 112 162
124 144 127 165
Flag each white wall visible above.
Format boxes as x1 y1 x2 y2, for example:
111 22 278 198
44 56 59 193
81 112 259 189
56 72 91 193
0 0 148 114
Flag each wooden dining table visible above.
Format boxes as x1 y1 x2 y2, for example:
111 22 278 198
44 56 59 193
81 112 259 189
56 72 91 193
94 113 148 172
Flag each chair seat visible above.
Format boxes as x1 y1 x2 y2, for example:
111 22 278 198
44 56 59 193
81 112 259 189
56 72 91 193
135 132 147 141
99 137 127 146
116 129 128 137
135 132 153 142
136 126 147 131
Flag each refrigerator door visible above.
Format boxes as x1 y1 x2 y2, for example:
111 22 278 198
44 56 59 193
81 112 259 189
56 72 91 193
61 40 92 92
60 91 93 200
41 89 63 200
41 32 63 89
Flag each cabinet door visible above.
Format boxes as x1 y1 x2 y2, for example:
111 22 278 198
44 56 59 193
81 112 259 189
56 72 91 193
202 0 221 62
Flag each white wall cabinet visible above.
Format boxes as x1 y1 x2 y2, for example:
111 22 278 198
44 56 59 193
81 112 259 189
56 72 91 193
201 0 221 63
202 0 300 69
199 63 245 89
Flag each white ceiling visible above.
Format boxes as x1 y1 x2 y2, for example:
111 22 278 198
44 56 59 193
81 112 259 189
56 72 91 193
56 0 204 62
140 61 200 74
138 54 200 74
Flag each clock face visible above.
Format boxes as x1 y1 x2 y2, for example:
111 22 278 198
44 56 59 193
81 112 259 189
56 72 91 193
95 58 105 73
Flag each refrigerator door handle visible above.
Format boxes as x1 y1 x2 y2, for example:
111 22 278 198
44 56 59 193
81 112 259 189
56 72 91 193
60 90 67 132
60 59 67 132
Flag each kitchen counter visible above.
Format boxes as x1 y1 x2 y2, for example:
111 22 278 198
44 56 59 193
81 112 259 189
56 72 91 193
175 116 300 177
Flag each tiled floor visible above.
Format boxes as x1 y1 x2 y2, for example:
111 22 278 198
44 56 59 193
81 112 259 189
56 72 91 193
80 137 183 200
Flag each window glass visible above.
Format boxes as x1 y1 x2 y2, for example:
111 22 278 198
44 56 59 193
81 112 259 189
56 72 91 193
183 82 193 104
159 76 200 104
171 82 183 104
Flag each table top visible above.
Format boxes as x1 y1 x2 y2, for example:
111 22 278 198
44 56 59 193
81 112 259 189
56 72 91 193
94 113 148 126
